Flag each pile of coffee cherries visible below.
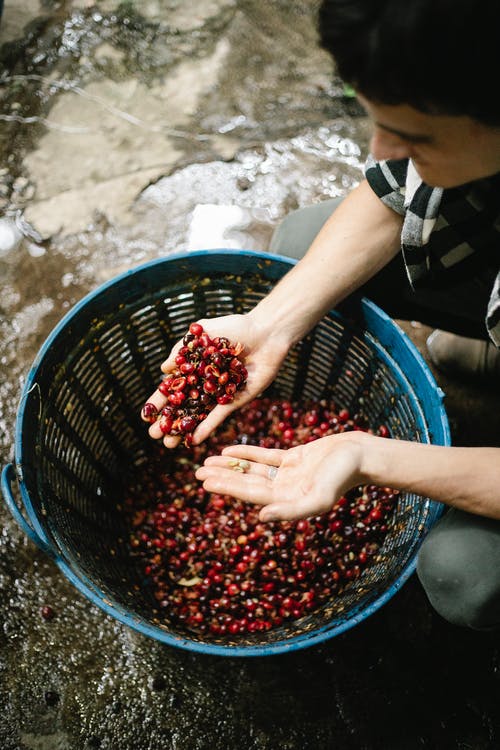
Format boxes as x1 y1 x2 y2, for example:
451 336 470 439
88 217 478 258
141 322 248 446
126 396 397 638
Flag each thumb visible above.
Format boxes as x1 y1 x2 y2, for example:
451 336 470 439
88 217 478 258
160 340 183 373
259 492 328 523
192 403 238 445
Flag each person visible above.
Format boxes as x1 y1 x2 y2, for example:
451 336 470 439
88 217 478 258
142 0 500 630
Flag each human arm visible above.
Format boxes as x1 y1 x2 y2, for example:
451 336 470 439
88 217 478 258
195 432 500 522
144 179 403 445
244 178 403 347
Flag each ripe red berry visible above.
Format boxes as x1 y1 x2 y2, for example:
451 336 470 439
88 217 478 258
141 402 158 423
180 416 197 434
168 391 185 407
158 381 170 396
189 322 204 337
40 605 55 621
159 412 173 435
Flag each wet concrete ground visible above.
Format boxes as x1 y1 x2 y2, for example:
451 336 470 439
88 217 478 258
1 1 500 749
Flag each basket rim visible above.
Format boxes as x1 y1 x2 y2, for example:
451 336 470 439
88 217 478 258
11 248 450 655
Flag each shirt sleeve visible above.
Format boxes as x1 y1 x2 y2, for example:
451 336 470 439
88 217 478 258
364 155 409 216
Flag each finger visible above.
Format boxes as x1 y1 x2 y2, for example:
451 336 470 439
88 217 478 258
141 389 168 425
195 466 275 506
191 403 240 445
147 419 182 449
203 454 277 480
163 434 181 449
221 444 286 466
148 423 161 439
160 340 183 373
259 493 327 524
146 411 181 448
148 408 165 438
146 390 234 445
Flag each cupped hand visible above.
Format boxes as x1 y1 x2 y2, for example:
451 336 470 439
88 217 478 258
141 313 290 448
195 431 372 522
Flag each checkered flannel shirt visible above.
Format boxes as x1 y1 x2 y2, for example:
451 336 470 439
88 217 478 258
365 156 500 347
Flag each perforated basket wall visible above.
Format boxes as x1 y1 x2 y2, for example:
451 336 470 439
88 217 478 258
13 250 449 655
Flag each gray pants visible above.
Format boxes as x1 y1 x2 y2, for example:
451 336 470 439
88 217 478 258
270 199 500 629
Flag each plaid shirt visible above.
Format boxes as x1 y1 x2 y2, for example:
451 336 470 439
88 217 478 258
365 156 500 347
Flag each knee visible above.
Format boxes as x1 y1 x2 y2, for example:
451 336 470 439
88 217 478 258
268 198 342 259
417 531 499 630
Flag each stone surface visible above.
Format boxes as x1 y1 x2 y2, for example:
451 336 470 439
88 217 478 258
140 0 237 29
23 38 231 235
22 166 167 237
0 0 42 44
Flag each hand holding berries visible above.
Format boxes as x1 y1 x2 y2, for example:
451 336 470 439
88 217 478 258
141 322 248 447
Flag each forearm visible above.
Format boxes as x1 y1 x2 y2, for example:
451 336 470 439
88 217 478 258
359 435 500 519
249 180 403 345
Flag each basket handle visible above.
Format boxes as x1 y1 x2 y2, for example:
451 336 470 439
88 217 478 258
1 463 55 558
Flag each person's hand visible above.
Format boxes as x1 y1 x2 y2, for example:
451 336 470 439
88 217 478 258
142 313 290 448
195 431 372 522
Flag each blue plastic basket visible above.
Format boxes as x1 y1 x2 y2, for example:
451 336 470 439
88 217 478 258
2 249 450 656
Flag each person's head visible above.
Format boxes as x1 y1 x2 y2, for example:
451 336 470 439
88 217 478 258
318 0 500 187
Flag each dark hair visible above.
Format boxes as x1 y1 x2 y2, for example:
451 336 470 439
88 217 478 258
318 0 500 126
